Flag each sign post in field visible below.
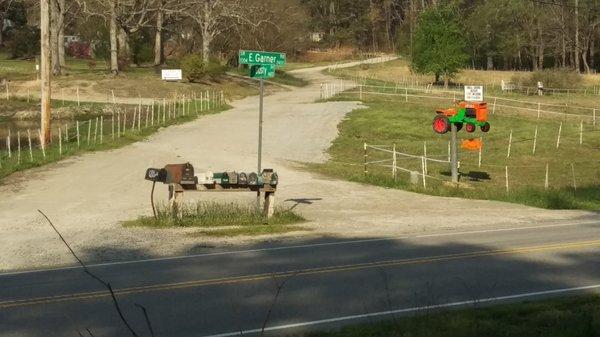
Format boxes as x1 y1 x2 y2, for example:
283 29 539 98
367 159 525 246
239 50 286 206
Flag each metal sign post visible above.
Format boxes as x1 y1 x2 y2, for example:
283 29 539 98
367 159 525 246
239 50 286 208
450 123 459 183
258 78 264 175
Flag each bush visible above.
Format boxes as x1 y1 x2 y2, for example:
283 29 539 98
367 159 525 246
181 54 205 82
67 42 92 59
4 26 39 58
181 55 226 82
511 69 583 89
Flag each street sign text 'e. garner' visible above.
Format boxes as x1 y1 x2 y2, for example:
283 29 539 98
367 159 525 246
239 50 286 66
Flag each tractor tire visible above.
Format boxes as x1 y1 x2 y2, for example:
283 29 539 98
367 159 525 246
455 123 463 131
433 115 450 134
481 122 491 133
465 123 476 133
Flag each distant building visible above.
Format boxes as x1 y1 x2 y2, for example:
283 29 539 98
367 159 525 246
310 32 325 42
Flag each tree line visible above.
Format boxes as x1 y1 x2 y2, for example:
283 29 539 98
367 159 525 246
0 0 598 75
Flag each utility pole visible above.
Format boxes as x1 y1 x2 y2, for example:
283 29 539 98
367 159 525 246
40 0 51 144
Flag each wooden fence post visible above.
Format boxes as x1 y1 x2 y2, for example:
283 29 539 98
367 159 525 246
87 119 91 145
423 141 428 175
579 120 583 145
17 131 21 163
392 143 397 180
100 116 103 144
507 129 513 158
505 166 509 193
94 117 98 144
532 126 538 155
27 129 33 162
556 122 562 148
363 143 368 176
76 121 80 147
421 156 427 189
571 163 577 190
544 163 549 190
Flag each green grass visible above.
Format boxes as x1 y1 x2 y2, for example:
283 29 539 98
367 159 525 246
0 102 226 182
300 295 600 337
124 201 307 237
309 94 600 210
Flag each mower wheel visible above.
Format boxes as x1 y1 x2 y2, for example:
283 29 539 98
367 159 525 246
465 123 476 133
455 123 463 131
433 115 450 134
481 122 491 133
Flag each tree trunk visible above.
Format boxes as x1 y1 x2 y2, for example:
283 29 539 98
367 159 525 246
486 54 493 70
50 0 61 76
117 28 130 60
109 1 118 74
201 2 212 63
582 37 591 74
58 0 66 70
202 27 212 63
574 0 580 72
154 9 164 66
443 74 448 89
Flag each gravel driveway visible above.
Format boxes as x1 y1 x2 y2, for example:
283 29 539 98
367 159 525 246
0 58 594 271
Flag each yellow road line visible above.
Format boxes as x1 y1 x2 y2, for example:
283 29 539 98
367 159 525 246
2 239 599 309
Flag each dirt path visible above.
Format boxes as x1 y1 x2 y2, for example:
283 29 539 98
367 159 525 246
0 57 594 271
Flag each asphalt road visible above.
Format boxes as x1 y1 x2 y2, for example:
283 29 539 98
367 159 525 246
1 219 599 337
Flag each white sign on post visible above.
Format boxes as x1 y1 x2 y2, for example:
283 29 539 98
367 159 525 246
161 69 182 81
464 85 484 102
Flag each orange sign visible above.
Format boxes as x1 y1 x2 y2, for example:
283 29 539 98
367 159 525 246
461 138 483 151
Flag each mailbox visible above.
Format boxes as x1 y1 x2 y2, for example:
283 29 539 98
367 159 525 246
145 168 167 183
164 163 197 185
248 172 259 185
238 172 248 185
227 171 238 185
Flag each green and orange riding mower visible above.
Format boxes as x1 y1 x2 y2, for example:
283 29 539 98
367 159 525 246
433 101 491 134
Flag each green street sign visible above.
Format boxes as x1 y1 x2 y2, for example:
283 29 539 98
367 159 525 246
250 64 275 79
239 50 286 66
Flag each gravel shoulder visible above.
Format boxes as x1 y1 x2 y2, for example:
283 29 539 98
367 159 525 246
0 57 595 271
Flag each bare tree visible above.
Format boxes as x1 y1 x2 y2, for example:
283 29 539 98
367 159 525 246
173 0 262 63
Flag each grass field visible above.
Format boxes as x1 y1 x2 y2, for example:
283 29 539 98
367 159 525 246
124 202 307 237
0 99 227 183
300 295 600 337
311 91 599 210
0 52 308 103
330 58 600 108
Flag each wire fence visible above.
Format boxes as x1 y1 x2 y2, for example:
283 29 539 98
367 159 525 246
320 81 599 125
359 142 599 192
0 91 225 173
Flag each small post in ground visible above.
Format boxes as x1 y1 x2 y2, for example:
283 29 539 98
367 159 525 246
571 163 577 190
556 122 562 148
27 129 33 162
363 142 368 176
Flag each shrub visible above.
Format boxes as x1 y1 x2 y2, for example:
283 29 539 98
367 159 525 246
67 42 91 59
181 55 226 82
511 69 583 89
181 54 205 82
4 26 39 58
